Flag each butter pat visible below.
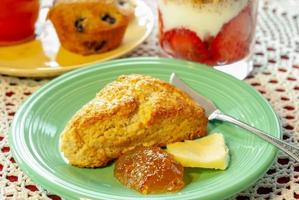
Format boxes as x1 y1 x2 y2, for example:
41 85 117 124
166 133 230 170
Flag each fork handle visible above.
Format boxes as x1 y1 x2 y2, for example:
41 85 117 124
211 110 299 163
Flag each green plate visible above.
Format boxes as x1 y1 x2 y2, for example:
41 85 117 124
9 57 281 200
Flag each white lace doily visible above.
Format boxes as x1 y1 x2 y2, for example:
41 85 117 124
1 1 299 199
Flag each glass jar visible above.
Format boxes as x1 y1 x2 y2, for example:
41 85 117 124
0 0 40 46
158 0 258 78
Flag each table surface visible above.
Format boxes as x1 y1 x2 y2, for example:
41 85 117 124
1 0 299 199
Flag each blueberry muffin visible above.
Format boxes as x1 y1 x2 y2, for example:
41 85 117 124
48 0 132 55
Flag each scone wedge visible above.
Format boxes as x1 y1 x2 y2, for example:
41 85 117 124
60 74 208 167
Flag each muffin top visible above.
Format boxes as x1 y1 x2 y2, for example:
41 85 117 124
48 0 131 33
53 0 135 17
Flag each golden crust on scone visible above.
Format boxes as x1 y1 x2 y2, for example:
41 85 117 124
60 74 208 168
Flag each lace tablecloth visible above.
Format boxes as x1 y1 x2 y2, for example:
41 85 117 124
1 1 299 199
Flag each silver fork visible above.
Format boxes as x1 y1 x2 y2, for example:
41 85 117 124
170 73 299 163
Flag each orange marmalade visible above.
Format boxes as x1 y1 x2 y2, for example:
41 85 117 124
114 147 185 194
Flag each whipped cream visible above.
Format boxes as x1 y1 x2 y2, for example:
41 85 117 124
158 0 249 40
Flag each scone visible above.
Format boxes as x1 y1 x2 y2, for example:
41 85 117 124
48 0 131 55
60 74 208 168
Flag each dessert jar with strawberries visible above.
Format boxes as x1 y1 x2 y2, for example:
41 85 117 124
0 0 40 46
158 0 258 79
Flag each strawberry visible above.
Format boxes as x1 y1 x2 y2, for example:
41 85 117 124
210 4 253 64
161 28 210 63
